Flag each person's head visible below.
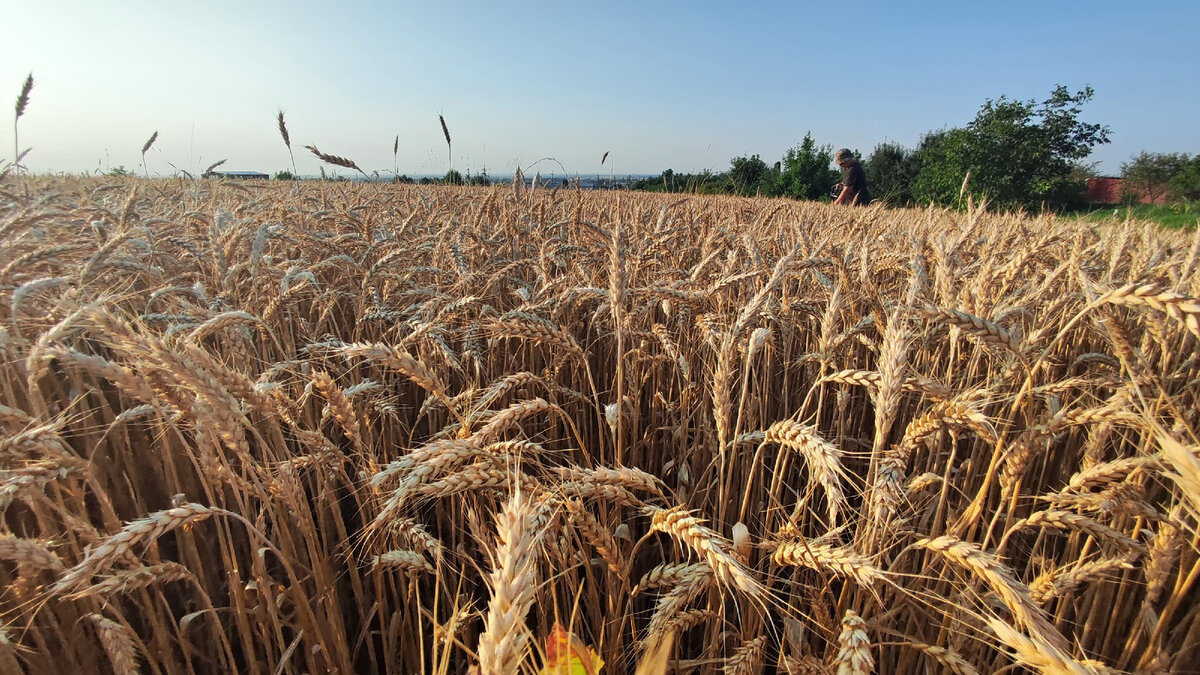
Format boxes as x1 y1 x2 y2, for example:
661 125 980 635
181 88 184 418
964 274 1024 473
835 148 856 167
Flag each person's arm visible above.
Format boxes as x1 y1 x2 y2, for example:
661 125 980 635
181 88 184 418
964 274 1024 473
836 163 862 205
834 184 852 205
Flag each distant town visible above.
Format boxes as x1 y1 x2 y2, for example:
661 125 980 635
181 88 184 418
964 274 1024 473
208 169 652 191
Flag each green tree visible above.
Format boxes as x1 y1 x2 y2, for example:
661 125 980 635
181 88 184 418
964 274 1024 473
911 85 1110 210
865 141 916 205
770 133 838 201
728 154 770 196
661 168 675 192
689 171 729 194
910 128 975 206
443 169 464 185
1168 155 1200 201
1121 151 1187 204
274 170 295 181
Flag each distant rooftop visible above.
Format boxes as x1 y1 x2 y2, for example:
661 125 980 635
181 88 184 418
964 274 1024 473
208 171 270 179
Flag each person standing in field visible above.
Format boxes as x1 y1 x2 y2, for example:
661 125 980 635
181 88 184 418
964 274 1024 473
832 148 872 206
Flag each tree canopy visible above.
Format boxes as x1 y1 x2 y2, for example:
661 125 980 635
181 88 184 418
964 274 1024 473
906 86 1111 210
1122 152 1189 203
771 134 839 201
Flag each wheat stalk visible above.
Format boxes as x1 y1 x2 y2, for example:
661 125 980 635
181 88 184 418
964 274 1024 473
75 562 194 597
339 341 461 426
12 72 32 170
1029 555 1134 604
633 562 705 596
1095 283 1200 340
141 131 158 177
904 642 980 675
277 110 296 175
304 144 368 179
477 488 546 675
725 635 766 675
439 114 452 168
1008 510 1146 556
642 566 712 648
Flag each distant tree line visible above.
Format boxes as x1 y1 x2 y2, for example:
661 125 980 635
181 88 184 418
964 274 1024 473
270 168 493 186
630 134 846 201
631 85 1192 212
260 83 1192 209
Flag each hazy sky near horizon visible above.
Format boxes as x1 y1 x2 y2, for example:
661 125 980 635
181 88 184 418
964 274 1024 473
3 0 1197 178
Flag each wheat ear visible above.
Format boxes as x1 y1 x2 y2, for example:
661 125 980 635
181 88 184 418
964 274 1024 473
304 144 369 179
13 72 33 169
89 614 140 675
770 538 885 589
763 420 846 526
987 618 1108 675
916 536 1068 651
835 610 872 675
477 488 546 675
646 505 764 601
725 635 767 675
51 503 221 594
277 109 296 175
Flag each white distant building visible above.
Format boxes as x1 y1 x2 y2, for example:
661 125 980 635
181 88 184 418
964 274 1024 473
209 170 270 180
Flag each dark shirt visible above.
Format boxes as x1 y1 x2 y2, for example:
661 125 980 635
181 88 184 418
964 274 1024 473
841 161 872 206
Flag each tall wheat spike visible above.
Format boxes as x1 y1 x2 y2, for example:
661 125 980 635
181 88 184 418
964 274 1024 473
141 131 158 177
477 488 546 675
277 109 297 176
304 144 368 179
439 114 452 168
12 72 33 170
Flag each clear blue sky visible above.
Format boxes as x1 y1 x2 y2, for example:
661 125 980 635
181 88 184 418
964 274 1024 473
3 0 1197 178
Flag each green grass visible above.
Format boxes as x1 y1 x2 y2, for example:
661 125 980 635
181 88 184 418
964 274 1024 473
1072 202 1200 230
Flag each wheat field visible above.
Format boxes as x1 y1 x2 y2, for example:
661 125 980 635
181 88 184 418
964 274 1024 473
0 176 1197 674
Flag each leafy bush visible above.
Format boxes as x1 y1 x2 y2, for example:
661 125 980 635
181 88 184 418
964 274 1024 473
728 155 771 196
910 129 975 207
768 133 838 201
911 85 1109 211
865 142 916 205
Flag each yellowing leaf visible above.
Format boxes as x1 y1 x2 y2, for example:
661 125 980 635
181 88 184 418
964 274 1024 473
539 622 604 675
